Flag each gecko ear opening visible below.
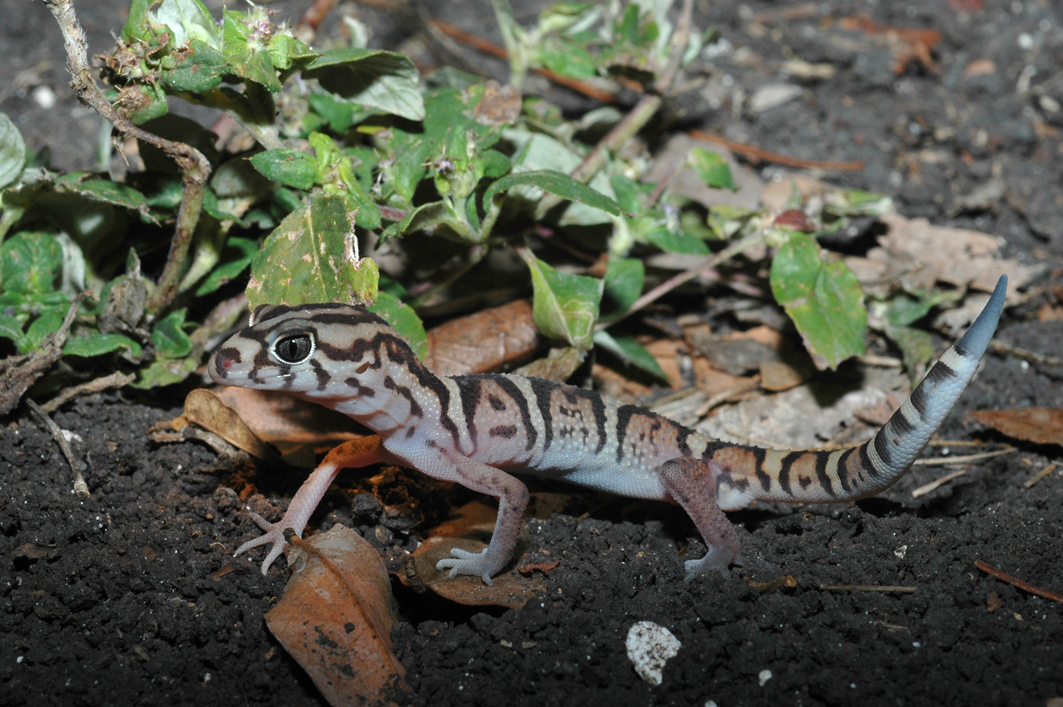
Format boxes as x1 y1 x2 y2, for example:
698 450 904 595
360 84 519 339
272 333 315 365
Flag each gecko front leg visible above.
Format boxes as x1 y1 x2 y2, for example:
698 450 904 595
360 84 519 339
235 435 401 574
656 456 743 582
392 441 529 585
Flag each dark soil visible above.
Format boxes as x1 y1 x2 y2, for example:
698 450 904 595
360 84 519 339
2 1 1062 706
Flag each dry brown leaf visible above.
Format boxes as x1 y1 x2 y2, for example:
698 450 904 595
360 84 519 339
474 80 522 126
182 389 284 463
873 213 1045 294
409 500 546 609
212 387 362 448
513 346 584 383
971 408 1063 447
266 525 408 707
423 300 539 377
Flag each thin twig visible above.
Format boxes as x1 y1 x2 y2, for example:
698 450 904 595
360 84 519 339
910 469 966 498
40 371 136 414
820 585 917 593
689 129 865 171
975 560 1063 603
990 341 1063 367
44 0 211 317
599 227 768 330
1023 462 1057 489
912 448 1015 466
26 398 90 497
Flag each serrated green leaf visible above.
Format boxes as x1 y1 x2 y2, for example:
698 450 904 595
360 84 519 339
367 291 427 361
306 48 426 121
0 232 63 295
0 111 26 191
250 149 320 190
484 170 620 215
54 174 155 223
247 194 379 309
690 148 737 191
770 232 866 370
603 257 644 313
151 308 192 358
522 253 602 350
593 330 669 380
64 332 143 358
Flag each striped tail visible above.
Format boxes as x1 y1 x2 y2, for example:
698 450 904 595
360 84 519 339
714 275 1007 505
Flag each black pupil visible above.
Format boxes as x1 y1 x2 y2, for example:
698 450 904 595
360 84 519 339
276 335 311 363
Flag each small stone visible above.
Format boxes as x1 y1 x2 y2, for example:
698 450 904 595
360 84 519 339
625 621 681 686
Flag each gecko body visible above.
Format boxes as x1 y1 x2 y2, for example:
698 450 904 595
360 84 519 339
209 275 1007 583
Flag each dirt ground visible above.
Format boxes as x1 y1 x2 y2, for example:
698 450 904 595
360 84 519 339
2 1 1062 705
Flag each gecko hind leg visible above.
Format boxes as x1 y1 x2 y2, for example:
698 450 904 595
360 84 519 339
656 456 743 582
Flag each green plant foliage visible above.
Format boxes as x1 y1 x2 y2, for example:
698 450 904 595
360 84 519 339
0 112 26 192
770 232 867 370
522 252 603 350
367 291 428 361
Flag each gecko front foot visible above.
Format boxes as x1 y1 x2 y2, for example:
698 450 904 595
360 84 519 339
436 547 499 585
233 509 296 575
683 546 743 583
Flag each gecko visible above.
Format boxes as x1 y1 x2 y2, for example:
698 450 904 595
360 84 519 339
209 275 1007 584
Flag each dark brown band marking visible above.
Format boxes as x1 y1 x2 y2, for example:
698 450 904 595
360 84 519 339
489 425 518 439
457 377 482 445
489 376 537 451
383 375 423 418
528 378 556 452
814 452 835 498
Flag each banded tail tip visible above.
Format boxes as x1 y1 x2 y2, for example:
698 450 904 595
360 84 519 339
956 275 1007 359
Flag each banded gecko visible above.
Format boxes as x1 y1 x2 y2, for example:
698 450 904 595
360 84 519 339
209 275 1007 584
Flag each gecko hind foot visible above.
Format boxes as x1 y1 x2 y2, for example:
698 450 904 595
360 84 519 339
436 547 497 585
683 546 743 583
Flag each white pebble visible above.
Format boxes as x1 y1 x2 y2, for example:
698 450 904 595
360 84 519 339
625 621 681 686
759 669 773 686
32 85 56 109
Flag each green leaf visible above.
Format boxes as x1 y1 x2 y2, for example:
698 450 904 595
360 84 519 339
155 0 220 49
250 149 320 190
222 11 282 92
24 306 65 352
0 314 27 350
593 330 669 381
161 39 227 93
0 111 26 191
151 308 192 358
196 236 257 296
603 257 644 313
64 333 143 358
54 174 155 223
644 225 709 255
308 93 357 132
133 356 200 388
609 174 644 215
126 83 170 124
483 170 620 215
306 48 426 121
689 148 737 190
522 253 602 350
538 38 598 79
769 232 867 370
481 149 512 179
367 291 427 361
0 232 63 295
247 194 379 309
884 325 935 378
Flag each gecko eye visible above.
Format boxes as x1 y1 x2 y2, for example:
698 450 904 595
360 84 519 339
272 333 314 365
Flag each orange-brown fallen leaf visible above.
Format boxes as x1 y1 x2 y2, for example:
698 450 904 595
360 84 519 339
213 387 362 449
266 525 409 707
971 408 1063 447
407 500 546 609
422 300 539 377
180 389 284 463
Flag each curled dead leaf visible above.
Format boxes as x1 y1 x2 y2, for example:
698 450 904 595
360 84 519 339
266 525 409 707
408 500 546 609
181 389 283 463
971 408 1063 447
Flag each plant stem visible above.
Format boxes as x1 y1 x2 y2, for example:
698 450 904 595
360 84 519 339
43 0 212 319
